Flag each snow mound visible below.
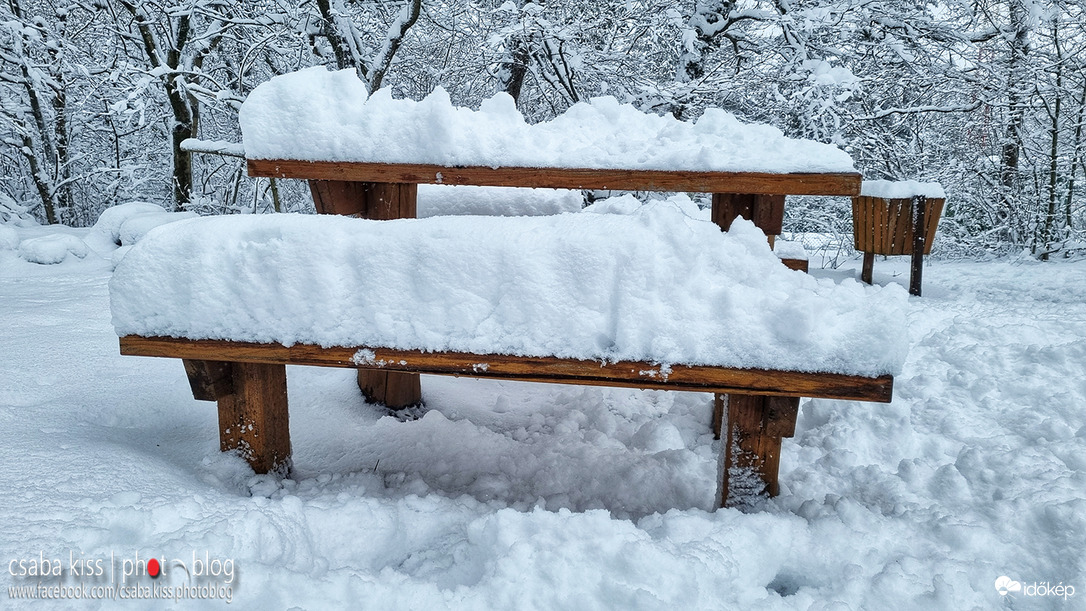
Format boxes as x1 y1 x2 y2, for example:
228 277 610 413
774 240 809 260
110 203 908 376
92 202 168 245
0 225 18 250
18 233 89 264
118 211 197 246
860 180 946 199
240 67 855 174
584 193 706 219
418 185 582 217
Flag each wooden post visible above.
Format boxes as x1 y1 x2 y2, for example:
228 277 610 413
308 179 423 409
182 360 291 475
217 362 291 475
861 251 875 285
711 195 798 505
909 195 927 296
719 395 799 506
711 193 786 248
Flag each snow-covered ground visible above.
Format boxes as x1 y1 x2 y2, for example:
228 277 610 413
2 220 1085 609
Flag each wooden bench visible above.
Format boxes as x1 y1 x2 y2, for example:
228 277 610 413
118 160 894 507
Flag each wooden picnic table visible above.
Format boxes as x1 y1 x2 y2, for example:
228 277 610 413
240 158 866 504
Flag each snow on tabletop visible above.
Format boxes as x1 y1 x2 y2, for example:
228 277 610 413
239 67 856 174
110 203 907 377
860 180 946 199
417 184 582 217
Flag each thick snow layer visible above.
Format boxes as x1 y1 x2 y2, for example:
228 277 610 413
110 205 908 376
17 233 88 264
240 67 856 174
417 185 582 217
774 240 808 260
117 211 197 246
92 202 167 245
861 180 946 199
5 240 1086 609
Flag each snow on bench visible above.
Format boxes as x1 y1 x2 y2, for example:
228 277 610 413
112 206 906 376
113 68 900 508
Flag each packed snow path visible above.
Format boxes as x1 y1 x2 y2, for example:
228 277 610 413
1 237 1085 607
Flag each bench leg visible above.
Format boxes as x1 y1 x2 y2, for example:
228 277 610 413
183 360 291 476
861 251 874 284
358 370 422 409
718 394 799 507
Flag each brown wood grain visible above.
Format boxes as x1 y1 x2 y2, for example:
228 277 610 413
853 196 944 257
357 370 422 409
182 359 233 401
120 336 894 403
249 159 862 196
861 251 875 284
779 258 809 273
923 198 944 255
710 193 787 237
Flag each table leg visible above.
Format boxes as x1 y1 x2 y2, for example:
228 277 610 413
309 180 423 409
719 394 799 507
182 359 291 475
711 193 786 247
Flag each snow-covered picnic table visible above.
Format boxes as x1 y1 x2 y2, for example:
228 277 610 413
112 68 906 507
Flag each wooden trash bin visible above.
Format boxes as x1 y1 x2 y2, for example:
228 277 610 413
852 181 945 296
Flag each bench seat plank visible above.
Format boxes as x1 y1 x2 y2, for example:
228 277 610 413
121 336 892 403
248 159 862 196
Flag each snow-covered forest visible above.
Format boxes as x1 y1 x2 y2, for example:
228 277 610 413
2 0 1085 257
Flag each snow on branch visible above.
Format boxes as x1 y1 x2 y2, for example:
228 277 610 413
180 138 245 158
368 0 422 92
857 101 982 120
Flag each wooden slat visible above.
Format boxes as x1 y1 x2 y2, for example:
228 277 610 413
711 193 787 240
891 199 910 254
249 159 862 196
120 336 893 403
874 196 887 254
923 198 944 255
